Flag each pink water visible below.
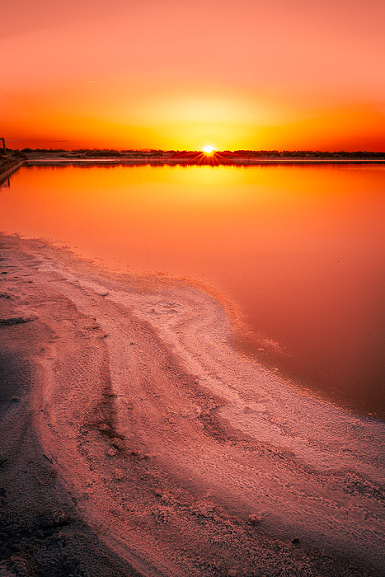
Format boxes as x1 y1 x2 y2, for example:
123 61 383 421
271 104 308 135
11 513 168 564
2 163 385 418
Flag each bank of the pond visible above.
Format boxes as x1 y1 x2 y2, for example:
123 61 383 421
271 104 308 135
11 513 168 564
0 157 26 185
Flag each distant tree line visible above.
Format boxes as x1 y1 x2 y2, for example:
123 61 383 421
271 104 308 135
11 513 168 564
20 148 169 157
234 150 385 159
21 148 67 153
19 148 385 159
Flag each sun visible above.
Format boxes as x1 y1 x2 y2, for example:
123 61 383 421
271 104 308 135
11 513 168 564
202 145 215 154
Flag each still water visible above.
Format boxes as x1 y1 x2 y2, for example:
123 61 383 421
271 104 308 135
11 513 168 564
2 164 385 419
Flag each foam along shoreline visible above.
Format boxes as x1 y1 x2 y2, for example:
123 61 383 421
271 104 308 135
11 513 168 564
1 233 385 577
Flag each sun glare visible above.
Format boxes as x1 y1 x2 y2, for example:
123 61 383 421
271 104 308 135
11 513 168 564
202 145 215 154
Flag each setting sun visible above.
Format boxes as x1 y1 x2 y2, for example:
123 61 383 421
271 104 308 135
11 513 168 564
202 145 215 154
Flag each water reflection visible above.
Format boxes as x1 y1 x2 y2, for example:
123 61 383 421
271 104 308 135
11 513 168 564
2 164 385 419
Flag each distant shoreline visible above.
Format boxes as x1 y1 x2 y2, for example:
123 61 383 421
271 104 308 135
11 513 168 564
4 148 385 166
25 158 385 166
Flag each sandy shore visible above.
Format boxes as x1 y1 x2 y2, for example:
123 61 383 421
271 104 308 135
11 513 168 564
1 234 385 577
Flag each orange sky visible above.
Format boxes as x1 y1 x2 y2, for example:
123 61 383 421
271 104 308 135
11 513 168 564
1 0 385 151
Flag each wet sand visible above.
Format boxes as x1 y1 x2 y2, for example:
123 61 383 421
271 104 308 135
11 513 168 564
1 233 385 577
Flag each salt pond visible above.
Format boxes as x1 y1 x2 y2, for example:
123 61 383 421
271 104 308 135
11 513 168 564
1 163 385 419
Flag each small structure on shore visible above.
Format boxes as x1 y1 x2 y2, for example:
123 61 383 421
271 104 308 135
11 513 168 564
0 138 7 159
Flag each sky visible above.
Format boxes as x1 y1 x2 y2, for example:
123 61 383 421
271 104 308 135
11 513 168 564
1 0 385 151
